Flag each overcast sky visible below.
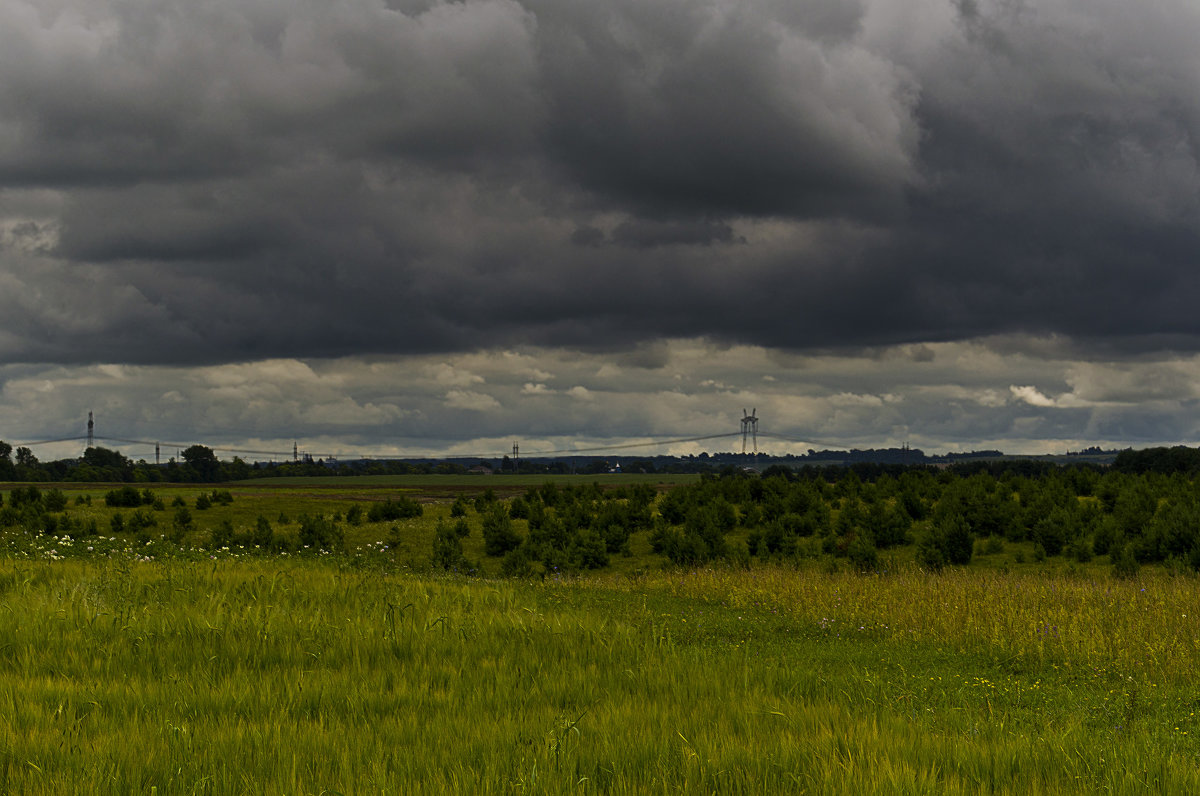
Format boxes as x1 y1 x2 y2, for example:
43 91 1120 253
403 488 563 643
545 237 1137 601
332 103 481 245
2 0 1200 461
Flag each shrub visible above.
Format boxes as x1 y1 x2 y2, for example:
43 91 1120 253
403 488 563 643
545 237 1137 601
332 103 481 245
725 540 752 569
105 486 143 508
251 516 274 548
481 505 521 557
431 519 472 572
473 489 498 513
298 515 343 551
9 486 41 508
43 489 68 512
601 523 631 554
74 518 99 539
916 528 946 573
128 509 158 532
847 534 880 573
508 497 530 519
499 543 535 577
653 526 707 566
210 519 235 549
173 506 194 533
566 528 609 570
1112 543 1140 580
1067 537 1094 563
368 497 423 522
920 514 974 569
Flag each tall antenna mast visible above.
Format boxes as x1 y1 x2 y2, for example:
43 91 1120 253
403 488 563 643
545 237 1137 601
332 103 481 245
87 411 94 449
512 442 519 473
741 408 758 455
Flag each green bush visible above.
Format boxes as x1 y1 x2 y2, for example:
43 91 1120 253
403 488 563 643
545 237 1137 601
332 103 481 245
566 528 609 570
473 489 498 514
44 489 68 512
916 528 946 573
298 515 343 551
173 506 193 532
368 497 423 522
431 519 472 572
499 543 535 577
105 486 143 508
1112 543 1140 580
128 509 158 532
481 505 521 557
210 519 235 549
847 534 880 573
251 516 274 547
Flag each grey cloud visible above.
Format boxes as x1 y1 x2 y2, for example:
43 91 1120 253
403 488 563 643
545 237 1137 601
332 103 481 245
10 341 1200 462
609 219 740 248
532 0 919 219
0 0 1198 371
570 226 605 248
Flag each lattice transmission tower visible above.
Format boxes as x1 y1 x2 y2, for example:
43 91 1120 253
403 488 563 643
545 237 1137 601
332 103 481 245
741 408 758 455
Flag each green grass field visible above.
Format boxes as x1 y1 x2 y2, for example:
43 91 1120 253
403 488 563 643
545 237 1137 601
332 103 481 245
0 557 1196 793
0 480 1197 792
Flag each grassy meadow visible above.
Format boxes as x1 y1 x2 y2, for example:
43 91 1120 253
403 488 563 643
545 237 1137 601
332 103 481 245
0 477 1197 793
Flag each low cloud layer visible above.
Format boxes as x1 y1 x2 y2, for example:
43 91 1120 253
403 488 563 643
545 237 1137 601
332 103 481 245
2 0 1199 452
6 340 1200 461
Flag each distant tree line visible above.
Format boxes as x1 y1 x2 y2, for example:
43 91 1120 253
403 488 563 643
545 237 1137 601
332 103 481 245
1111 446 1200 475
0 443 247 483
2 439 1198 487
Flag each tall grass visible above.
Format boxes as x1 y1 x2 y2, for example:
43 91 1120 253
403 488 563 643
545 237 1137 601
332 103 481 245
613 565 1200 685
0 558 1195 793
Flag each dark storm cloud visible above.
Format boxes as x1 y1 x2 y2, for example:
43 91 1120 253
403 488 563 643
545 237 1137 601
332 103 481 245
608 219 741 249
1 0 1199 366
530 0 918 219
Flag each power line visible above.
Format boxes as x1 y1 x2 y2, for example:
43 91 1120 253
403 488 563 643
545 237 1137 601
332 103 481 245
533 432 741 456
14 436 89 447
329 433 747 463
758 431 849 449
97 437 302 459
9 424 853 462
